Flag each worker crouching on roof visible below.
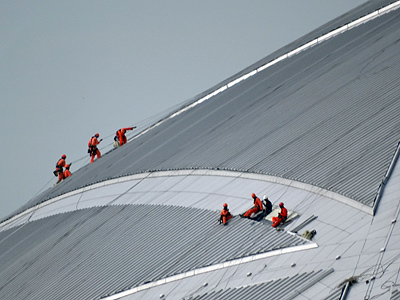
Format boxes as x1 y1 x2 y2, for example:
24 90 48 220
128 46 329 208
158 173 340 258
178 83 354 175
114 126 136 147
88 133 102 163
54 154 68 184
64 164 72 178
219 203 232 225
241 193 263 218
272 202 288 227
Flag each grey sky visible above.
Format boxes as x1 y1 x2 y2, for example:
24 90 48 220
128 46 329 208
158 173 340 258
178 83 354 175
0 1 367 220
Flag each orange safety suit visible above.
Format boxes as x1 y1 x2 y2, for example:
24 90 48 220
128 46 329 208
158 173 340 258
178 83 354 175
55 158 66 183
115 127 134 146
220 208 232 224
88 136 101 163
243 197 263 218
64 165 71 178
272 207 288 227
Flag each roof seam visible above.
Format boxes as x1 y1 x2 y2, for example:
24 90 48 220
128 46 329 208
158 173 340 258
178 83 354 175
372 140 400 215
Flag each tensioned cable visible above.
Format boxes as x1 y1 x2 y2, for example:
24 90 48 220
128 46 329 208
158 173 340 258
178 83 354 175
27 99 189 202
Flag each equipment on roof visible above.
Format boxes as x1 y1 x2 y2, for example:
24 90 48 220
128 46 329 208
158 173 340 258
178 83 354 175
301 230 317 240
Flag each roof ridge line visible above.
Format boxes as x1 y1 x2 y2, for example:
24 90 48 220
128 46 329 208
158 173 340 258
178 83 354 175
127 1 400 145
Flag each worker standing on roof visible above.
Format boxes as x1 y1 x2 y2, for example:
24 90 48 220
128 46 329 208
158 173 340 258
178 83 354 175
241 193 263 218
219 203 232 225
88 133 102 163
272 202 288 227
64 164 72 178
114 126 136 147
54 154 68 184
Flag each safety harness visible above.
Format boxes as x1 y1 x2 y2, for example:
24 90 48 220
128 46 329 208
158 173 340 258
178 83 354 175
88 136 98 155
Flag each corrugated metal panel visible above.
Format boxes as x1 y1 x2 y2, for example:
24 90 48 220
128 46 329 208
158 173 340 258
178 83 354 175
186 269 333 300
1 2 400 300
9 4 399 219
322 287 344 300
0 205 309 300
391 289 400 300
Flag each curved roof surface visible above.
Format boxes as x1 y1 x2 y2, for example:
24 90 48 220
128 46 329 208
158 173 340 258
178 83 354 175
0 170 376 300
1 1 400 300
9 0 399 219
0 205 310 300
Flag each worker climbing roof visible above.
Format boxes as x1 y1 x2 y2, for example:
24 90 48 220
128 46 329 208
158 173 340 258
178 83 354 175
88 133 102 163
114 126 136 147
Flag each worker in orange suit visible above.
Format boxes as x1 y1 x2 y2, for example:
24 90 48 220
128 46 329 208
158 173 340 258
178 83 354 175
88 133 102 163
272 202 288 227
64 164 72 178
114 126 136 146
54 154 67 184
241 193 263 218
219 203 232 225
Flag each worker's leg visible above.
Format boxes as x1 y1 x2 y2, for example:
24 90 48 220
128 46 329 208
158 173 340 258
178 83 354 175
222 216 227 224
57 171 64 183
272 217 282 227
243 207 258 218
90 154 95 163
96 149 101 159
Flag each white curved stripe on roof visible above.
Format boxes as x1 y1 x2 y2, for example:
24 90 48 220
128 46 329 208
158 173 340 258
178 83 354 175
100 242 317 300
0 168 374 231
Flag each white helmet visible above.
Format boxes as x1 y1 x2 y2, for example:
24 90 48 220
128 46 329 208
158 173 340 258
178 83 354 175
263 195 268 200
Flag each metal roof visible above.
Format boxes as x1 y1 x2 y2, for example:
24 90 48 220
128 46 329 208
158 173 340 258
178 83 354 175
0 204 311 300
1 1 400 300
186 269 334 300
0 162 397 299
322 287 344 300
392 290 400 300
